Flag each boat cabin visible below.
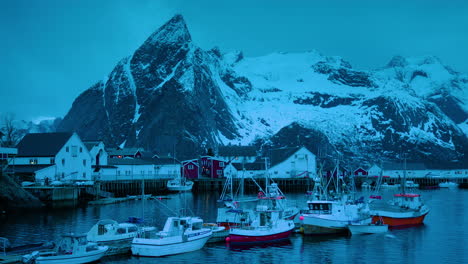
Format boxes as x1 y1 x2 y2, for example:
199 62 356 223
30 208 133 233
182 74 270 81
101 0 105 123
393 193 422 209
56 234 98 255
162 217 204 236
305 201 333 214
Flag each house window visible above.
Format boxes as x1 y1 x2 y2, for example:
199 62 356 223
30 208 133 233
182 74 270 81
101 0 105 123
188 165 194 170
29 159 38 165
83 172 86 178
79 147 82 153
117 171 121 176
83 159 86 166
62 159 65 166
50 158 55 164
217 170 222 175
71 146 77 157
62 172 65 178
66 146 69 152
274 171 278 174
219 162 225 167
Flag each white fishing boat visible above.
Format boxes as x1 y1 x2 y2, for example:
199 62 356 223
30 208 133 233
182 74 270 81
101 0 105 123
348 223 388 235
438 181 459 188
405 180 419 188
131 216 212 257
87 219 155 245
166 178 194 192
22 234 108 264
300 198 372 234
300 162 372 235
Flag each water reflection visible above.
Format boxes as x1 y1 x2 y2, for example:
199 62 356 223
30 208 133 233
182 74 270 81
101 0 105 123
0 190 467 264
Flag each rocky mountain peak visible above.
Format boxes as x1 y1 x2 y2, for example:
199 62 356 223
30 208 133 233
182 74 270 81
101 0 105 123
145 14 191 46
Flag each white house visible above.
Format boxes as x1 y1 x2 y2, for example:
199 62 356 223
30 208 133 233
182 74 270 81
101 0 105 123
152 156 181 178
103 158 156 181
83 140 116 181
223 146 317 179
268 146 316 178
13 132 93 183
217 145 258 164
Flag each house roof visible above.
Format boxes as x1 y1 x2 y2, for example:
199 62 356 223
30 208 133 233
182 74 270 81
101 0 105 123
232 162 265 171
108 158 154 165
218 145 257 157
140 156 180 165
82 140 102 151
264 146 312 167
12 164 53 173
16 132 73 157
107 148 143 156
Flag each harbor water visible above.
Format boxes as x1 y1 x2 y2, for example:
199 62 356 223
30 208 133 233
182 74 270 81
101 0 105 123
1 188 467 264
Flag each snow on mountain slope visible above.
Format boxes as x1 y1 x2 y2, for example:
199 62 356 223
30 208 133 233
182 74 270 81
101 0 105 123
58 14 468 165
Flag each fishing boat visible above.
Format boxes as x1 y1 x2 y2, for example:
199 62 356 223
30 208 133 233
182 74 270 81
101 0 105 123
370 193 429 227
22 234 108 264
300 162 372 235
370 158 429 227
227 205 295 244
216 160 298 229
405 180 419 188
131 216 212 257
300 197 372 235
166 178 194 192
438 181 459 188
348 222 388 235
86 218 156 243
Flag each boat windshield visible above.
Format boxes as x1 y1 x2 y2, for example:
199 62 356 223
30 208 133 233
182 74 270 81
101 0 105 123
309 203 331 214
192 222 202 230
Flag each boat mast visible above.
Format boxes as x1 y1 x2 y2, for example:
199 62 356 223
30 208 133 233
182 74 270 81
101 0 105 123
402 155 407 194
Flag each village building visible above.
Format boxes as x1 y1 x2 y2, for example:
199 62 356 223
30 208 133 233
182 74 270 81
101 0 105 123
353 167 369 177
103 158 155 181
152 156 181 178
181 156 226 179
217 145 258 164
224 146 316 179
368 162 429 178
12 132 92 184
182 159 199 179
107 147 144 159
83 140 117 181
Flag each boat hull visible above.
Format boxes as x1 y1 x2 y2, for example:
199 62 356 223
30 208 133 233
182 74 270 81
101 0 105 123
131 232 211 257
301 215 372 235
34 247 108 264
228 228 293 244
348 224 388 235
371 213 428 227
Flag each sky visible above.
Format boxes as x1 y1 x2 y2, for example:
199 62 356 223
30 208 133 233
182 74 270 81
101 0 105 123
0 0 467 122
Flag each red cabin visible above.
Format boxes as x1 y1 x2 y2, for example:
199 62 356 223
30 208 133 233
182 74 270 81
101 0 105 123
181 159 199 179
354 167 368 176
199 156 225 178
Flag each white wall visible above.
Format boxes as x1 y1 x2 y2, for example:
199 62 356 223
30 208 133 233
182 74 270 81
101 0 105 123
155 164 181 178
54 133 93 182
269 147 316 178
89 142 108 166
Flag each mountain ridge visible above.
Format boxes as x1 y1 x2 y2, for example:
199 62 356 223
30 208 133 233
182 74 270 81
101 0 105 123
56 14 468 167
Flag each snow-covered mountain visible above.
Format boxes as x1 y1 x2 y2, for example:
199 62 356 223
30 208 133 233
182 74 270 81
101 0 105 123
58 15 468 167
